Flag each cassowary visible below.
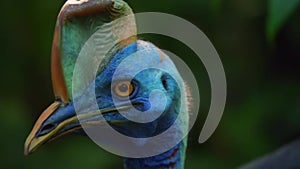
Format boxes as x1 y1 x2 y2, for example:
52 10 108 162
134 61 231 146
24 0 189 169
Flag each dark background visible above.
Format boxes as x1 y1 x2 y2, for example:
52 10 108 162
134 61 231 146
0 0 299 168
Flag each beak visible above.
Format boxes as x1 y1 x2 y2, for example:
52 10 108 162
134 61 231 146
24 101 77 155
24 100 131 156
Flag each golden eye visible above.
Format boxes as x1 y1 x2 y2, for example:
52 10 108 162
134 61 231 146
114 81 135 97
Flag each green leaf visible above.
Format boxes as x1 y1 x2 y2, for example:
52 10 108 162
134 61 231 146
267 0 300 42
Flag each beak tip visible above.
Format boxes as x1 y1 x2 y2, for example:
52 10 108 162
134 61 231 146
24 150 29 156
24 135 35 156
24 101 62 156
24 142 32 156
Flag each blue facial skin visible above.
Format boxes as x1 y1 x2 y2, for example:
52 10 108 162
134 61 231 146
92 43 181 138
37 41 186 169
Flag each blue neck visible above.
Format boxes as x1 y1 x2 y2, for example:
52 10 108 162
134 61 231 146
123 139 186 169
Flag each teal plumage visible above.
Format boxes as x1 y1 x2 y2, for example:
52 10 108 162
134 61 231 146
24 1 189 169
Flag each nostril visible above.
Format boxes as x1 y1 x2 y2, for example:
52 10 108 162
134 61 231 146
43 124 56 131
38 123 57 136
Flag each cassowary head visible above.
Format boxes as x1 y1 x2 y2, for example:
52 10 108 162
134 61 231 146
25 0 189 168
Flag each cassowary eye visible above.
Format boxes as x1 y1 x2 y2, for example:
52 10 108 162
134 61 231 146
114 81 135 97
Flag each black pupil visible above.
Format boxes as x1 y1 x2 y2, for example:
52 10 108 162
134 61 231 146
119 84 129 93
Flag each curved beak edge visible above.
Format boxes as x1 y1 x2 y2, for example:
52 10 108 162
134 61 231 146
24 102 61 156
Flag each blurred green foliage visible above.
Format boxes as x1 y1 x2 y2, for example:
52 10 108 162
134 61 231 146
0 0 299 169
267 0 300 41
